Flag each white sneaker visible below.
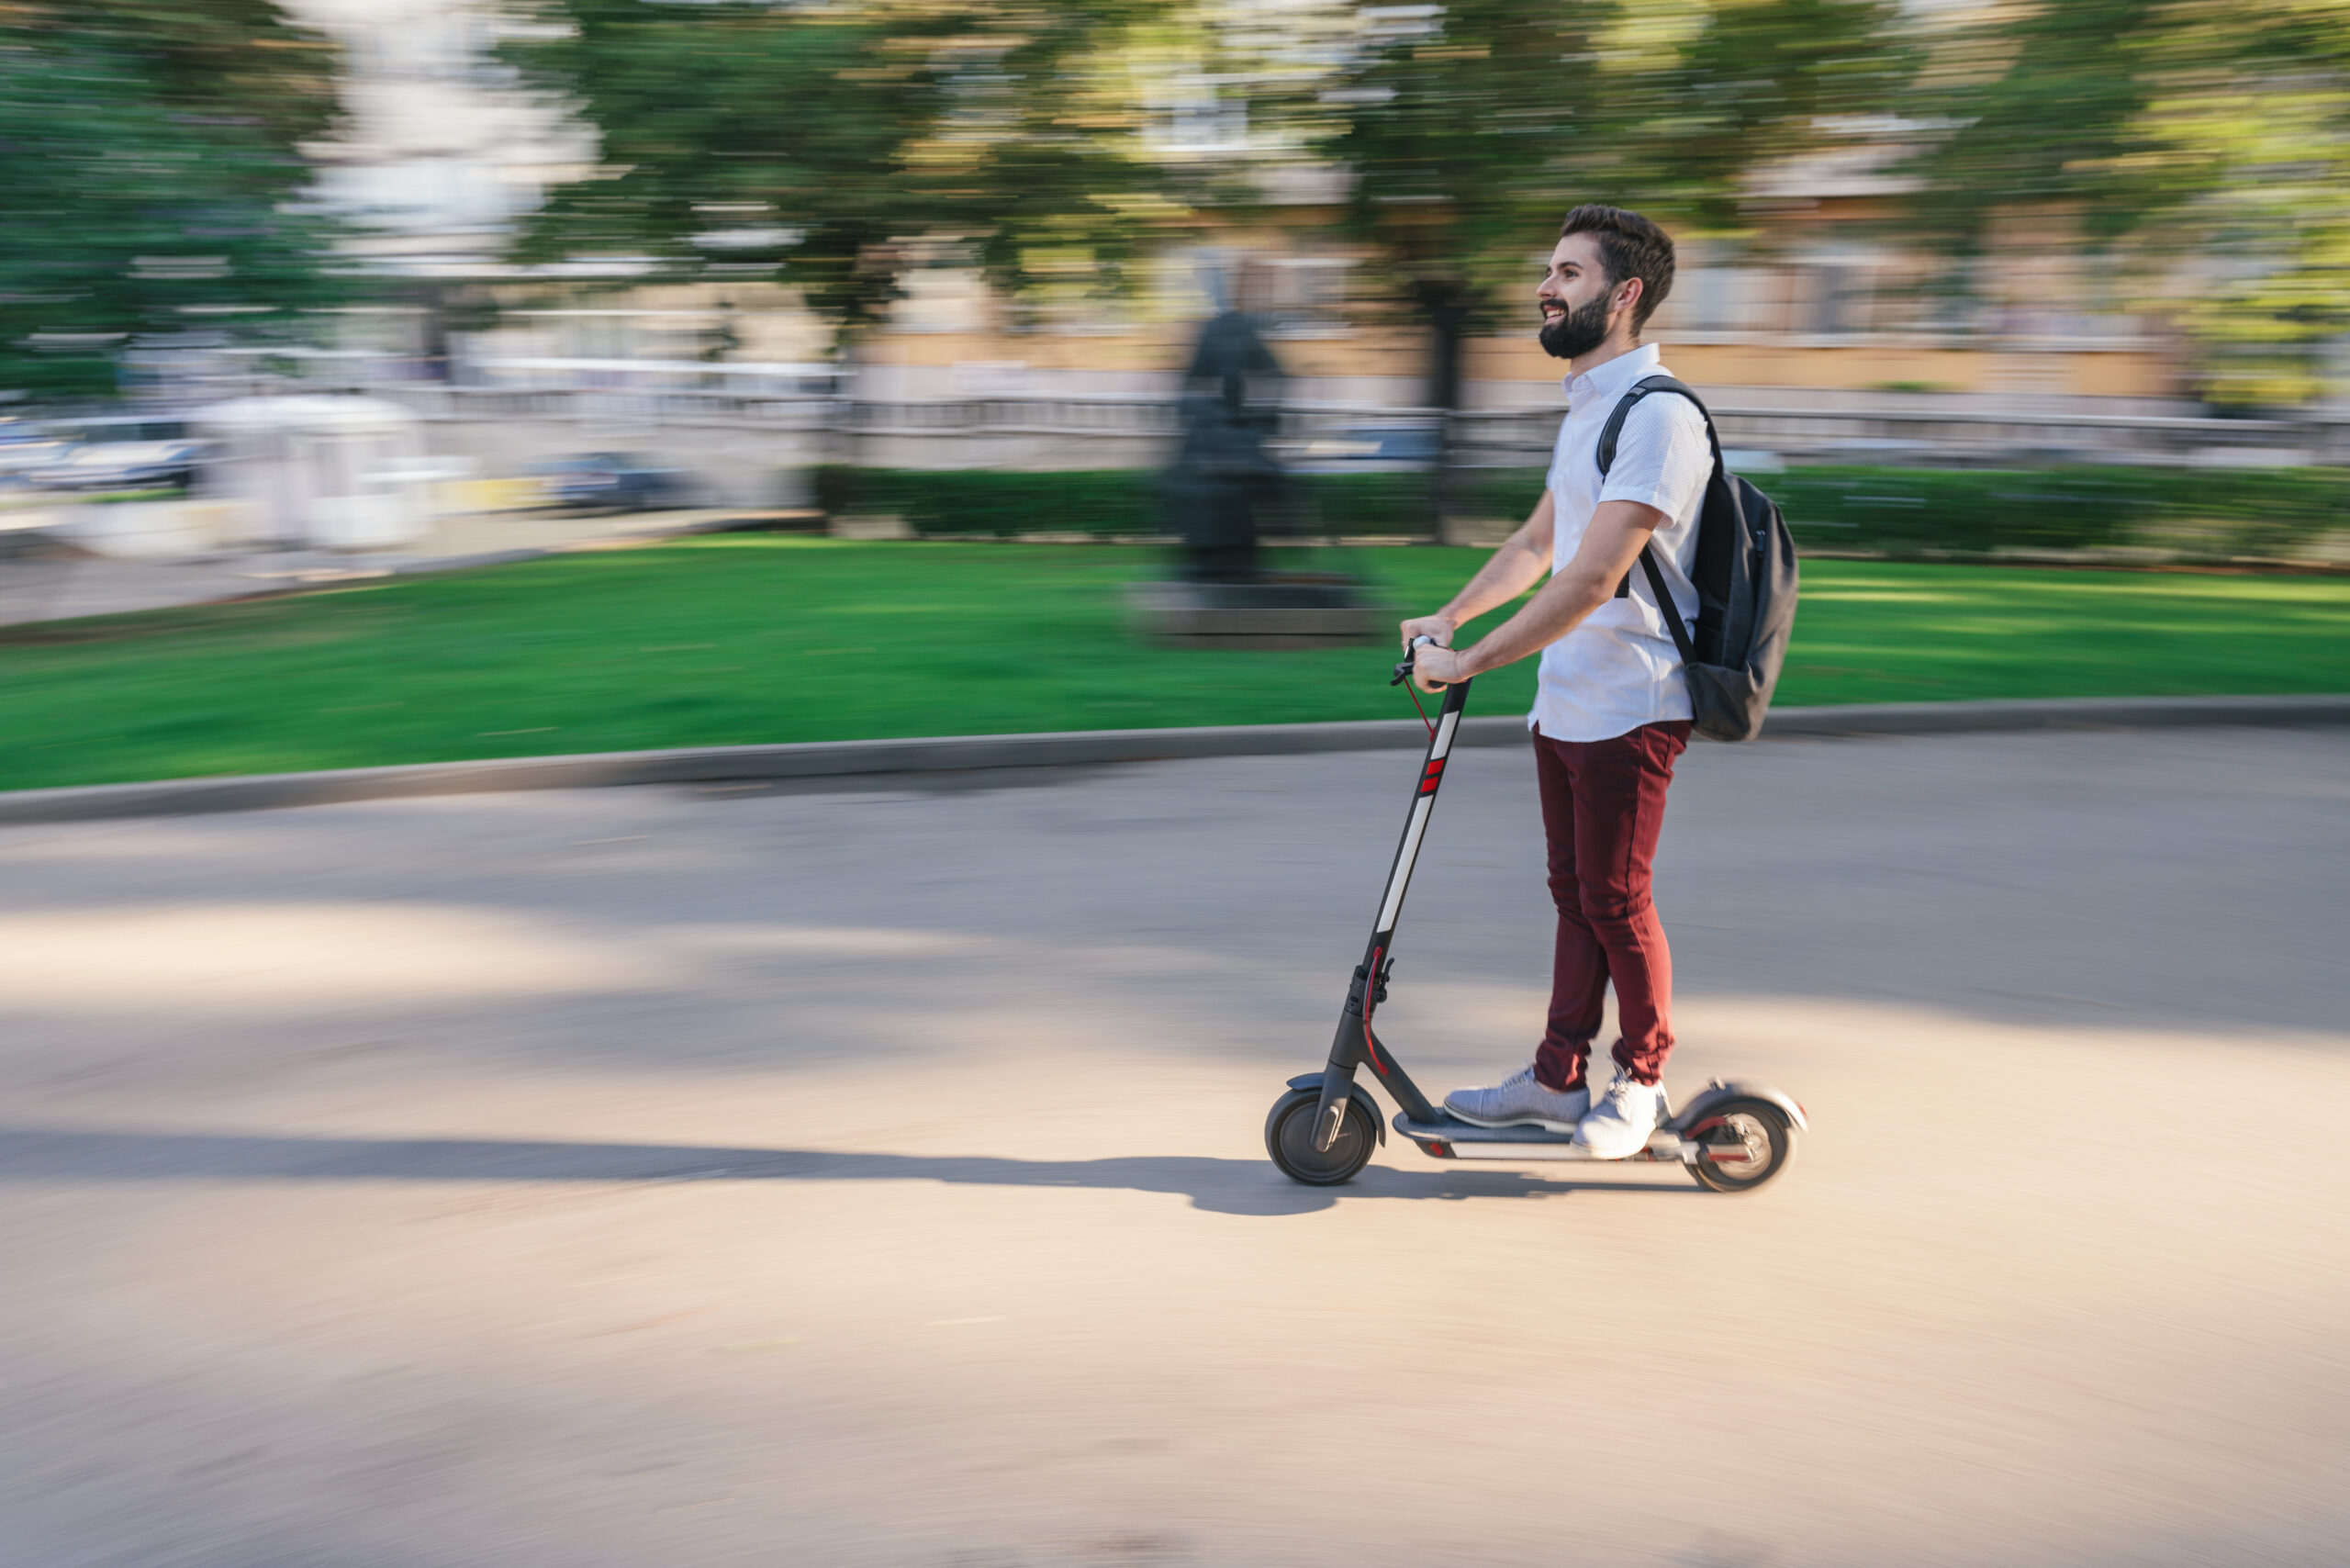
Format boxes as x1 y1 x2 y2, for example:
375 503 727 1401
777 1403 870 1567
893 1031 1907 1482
1445 1067 1590 1131
1576 1071 1665 1159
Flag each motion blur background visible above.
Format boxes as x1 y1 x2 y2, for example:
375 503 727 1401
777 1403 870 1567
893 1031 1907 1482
2 0 2347 564
4 7 2349 1565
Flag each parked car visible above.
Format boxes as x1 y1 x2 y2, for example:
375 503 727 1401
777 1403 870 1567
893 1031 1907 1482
0 436 74 487
529 452 688 511
24 439 207 492
50 416 190 444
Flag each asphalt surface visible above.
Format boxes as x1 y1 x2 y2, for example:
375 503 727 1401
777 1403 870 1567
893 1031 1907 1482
1 729 2344 1566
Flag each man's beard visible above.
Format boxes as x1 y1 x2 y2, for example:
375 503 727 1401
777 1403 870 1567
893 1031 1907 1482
1539 293 1612 361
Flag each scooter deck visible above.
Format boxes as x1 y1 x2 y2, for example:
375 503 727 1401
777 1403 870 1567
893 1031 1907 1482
1395 1113 1577 1143
1393 1112 1699 1162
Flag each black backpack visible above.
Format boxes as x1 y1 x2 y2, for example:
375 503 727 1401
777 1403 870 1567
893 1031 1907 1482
1596 375 1799 743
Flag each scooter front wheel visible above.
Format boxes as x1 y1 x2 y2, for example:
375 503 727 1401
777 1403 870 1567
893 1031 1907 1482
1684 1098 1797 1193
1264 1087 1376 1186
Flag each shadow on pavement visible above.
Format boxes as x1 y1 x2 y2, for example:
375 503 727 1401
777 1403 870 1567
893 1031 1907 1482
0 1126 1706 1215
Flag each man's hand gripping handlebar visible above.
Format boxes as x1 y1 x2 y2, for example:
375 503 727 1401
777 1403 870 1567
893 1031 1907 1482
1392 633 1449 690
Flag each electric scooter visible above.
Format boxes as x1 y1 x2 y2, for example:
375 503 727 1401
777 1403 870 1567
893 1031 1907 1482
1263 639 1807 1193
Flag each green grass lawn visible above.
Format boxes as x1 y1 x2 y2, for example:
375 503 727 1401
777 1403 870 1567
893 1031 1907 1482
5 538 2346 790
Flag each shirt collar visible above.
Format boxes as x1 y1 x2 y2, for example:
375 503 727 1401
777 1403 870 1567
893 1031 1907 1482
1563 342 1662 414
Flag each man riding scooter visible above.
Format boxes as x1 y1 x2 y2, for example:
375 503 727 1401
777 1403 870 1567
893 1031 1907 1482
1401 204 1713 1159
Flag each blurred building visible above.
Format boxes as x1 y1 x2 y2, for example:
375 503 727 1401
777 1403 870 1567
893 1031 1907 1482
1478 120 2177 414
851 129 2184 418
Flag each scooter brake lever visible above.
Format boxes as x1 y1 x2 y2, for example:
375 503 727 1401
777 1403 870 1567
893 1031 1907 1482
1392 634 1444 689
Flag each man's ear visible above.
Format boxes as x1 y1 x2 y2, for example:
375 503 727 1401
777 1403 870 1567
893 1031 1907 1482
1615 275 1644 319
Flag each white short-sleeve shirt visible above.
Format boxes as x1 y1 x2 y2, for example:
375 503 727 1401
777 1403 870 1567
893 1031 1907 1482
1530 342 1714 743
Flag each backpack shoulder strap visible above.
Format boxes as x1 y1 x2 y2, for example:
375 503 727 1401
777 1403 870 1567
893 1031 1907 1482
1597 373 1721 609
1638 547 1698 666
1596 374 1708 476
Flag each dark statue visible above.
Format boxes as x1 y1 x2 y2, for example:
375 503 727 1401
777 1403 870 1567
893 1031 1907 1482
1164 302 1287 583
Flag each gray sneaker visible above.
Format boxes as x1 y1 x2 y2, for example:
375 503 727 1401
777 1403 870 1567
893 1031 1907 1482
1444 1067 1590 1131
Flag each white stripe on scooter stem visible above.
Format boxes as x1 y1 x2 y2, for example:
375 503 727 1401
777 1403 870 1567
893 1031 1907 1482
1431 708 1459 757
1376 795 1434 933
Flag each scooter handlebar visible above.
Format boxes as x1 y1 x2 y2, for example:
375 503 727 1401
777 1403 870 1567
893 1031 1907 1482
1391 633 1447 689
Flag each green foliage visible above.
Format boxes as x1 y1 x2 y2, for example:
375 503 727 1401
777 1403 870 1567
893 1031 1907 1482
814 465 1432 537
817 466 1161 535
1458 464 2350 563
1601 0 1921 232
1327 0 1915 333
0 1 351 400
823 462 2349 563
502 0 2350 407
509 0 1919 376
1908 0 2350 405
3 542 2344 790
51 0 343 149
501 0 1169 333
1904 0 2162 244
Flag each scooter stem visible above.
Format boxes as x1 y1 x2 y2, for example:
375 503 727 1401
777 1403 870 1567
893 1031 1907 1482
1312 672 1472 1151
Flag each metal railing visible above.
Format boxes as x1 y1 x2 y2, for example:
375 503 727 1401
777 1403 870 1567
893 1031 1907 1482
373 383 2350 469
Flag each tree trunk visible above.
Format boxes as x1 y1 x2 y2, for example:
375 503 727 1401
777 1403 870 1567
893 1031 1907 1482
1414 279 1473 541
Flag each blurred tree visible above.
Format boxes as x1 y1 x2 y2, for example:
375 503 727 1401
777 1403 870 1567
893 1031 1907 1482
68 0 343 150
2142 3 2350 405
1613 0 1922 230
1901 0 2163 249
1323 0 1617 419
498 0 1170 340
1911 0 2350 406
1322 0 1913 465
0 1 352 401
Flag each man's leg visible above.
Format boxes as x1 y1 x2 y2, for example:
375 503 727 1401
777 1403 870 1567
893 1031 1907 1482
1562 720 1691 1155
1533 730 1606 1093
1564 720 1690 1080
1438 731 1600 1130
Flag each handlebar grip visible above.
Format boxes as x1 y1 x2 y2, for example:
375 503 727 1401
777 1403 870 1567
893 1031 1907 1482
1391 634 1449 689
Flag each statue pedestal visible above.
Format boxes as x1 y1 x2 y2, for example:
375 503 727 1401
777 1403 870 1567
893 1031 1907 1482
1127 575 1387 650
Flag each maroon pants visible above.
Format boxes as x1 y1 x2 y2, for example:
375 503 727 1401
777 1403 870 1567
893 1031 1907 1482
1530 721 1690 1092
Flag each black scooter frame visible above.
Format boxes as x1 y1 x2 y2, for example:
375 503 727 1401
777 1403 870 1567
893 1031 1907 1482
1287 652 1806 1189
1308 666 1470 1152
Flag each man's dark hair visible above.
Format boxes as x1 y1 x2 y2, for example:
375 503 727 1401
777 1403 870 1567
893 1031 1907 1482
1559 204 1675 334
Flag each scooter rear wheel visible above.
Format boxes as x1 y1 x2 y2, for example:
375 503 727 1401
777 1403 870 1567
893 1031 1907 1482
1684 1098 1796 1193
1265 1087 1377 1186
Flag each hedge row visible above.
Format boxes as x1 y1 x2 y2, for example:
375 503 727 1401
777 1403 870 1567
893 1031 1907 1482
814 465 1431 539
1457 465 2350 563
816 464 2349 563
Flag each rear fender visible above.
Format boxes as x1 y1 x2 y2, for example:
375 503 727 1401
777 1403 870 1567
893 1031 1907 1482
1287 1072 1386 1145
1667 1080 1808 1136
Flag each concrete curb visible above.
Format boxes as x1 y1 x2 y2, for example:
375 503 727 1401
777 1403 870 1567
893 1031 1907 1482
3 694 2345 826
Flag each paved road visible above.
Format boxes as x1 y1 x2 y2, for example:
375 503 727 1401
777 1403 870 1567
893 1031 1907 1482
1 729 2344 1567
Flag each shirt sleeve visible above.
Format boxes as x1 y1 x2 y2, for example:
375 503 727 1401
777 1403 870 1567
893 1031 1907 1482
1596 393 1712 521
